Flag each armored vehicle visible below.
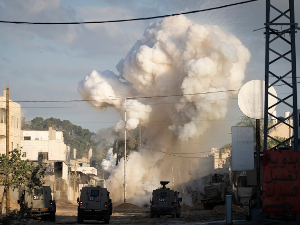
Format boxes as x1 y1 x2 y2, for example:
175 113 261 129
19 186 56 221
77 186 112 224
150 181 182 218
201 173 234 210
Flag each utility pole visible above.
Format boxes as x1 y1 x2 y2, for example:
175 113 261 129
264 0 298 151
5 88 10 215
73 159 77 201
255 119 261 208
139 125 141 148
124 98 127 203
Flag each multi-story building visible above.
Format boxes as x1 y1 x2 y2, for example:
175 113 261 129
21 127 71 199
21 127 70 162
0 89 22 155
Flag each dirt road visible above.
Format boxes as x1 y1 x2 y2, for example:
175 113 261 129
15 200 247 225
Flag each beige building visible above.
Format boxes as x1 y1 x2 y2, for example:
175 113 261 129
21 127 70 162
0 89 22 155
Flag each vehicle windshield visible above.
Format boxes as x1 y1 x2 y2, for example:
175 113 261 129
91 189 99 197
160 192 167 198
34 188 43 195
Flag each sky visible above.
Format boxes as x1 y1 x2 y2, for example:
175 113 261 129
0 0 299 138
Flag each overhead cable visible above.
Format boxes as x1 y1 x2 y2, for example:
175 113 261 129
0 0 258 25
11 89 239 103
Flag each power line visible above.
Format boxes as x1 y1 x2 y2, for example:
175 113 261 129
126 130 230 159
8 89 239 103
0 0 258 25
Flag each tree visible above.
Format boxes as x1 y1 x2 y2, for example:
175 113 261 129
112 130 139 166
0 149 45 216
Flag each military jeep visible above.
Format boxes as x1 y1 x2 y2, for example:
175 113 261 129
19 186 56 221
77 186 112 224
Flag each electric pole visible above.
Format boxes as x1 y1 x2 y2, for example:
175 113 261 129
124 98 127 203
5 88 10 215
264 0 298 151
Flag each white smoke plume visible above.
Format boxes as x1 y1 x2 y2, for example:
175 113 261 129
101 148 117 173
78 15 250 205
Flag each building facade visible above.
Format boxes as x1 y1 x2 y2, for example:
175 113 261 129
0 89 22 155
21 127 70 162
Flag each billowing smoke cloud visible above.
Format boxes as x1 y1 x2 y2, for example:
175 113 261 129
101 148 117 173
78 15 250 205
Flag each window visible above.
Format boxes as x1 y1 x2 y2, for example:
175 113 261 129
34 188 43 195
38 152 48 161
91 190 99 197
160 192 167 198
24 136 31 140
22 152 26 157
0 108 5 123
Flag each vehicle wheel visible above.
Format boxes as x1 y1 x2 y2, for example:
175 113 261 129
109 203 113 215
172 211 176 218
104 219 110 224
203 203 215 210
176 209 181 218
232 194 237 205
150 210 154 218
77 212 84 224
49 211 56 222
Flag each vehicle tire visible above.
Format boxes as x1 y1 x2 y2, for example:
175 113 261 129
150 210 154 218
232 194 237 205
77 212 84 224
49 211 56 222
172 209 176 218
203 203 215 210
109 202 113 215
104 214 110 224
176 209 181 218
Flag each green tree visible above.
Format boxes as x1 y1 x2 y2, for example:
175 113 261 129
0 149 45 215
31 117 46 130
112 130 139 166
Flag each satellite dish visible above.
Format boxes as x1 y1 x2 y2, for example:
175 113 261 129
238 80 277 119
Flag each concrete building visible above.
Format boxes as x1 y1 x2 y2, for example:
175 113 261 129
0 89 22 155
21 127 71 200
21 127 70 162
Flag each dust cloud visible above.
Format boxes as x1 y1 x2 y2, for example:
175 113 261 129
78 15 250 206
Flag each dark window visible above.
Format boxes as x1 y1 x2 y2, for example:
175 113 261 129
38 152 48 160
91 190 99 197
22 152 26 157
24 136 31 140
160 192 167 198
0 108 5 123
34 188 43 195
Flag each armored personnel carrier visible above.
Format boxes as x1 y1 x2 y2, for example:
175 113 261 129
77 186 112 224
150 181 182 218
201 173 235 210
